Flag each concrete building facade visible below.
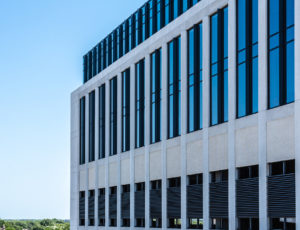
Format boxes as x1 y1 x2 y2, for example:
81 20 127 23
71 0 300 229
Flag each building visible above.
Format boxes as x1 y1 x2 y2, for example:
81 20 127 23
70 0 300 229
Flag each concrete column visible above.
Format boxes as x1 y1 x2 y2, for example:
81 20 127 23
228 0 236 229
180 30 188 230
295 0 300 229
144 54 151 230
202 16 210 230
85 93 89 228
258 0 268 229
130 64 136 229
161 43 168 230
105 80 110 230
117 73 122 229
95 87 100 228
70 94 80 230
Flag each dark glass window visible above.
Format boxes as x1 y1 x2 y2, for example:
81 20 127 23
92 47 97 77
83 55 88 83
99 85 106 159
211 170 228 183
237 0 258 118
89 91 95 162
80 97 85 165
269 160 295 176
108 35 112 66
136 59 145 149
210 7 228 126
103 39 107 69
122 68 131 152
110 77 118 156
168 36 181 139
238 165 259 179
82 0 202 84
88 51 93 81
268 0 294 108
188 23 203 133
150 49 162 144
97 43 102 74
188 174 203 185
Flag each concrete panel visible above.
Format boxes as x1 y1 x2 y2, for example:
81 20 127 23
98 165 106 188
167 146 181 178
79 170 86 191
267 116 295 163
135 154 145 183
121 158 130 185
109 162 118 186
150 150 162 180
235 126 259 167
187 140 203 175
209 133 228 171
88 167 95 189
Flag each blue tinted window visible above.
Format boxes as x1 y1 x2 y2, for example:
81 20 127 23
210 8 228 126
135 59 145 148
188 23 203 133
237 0 258 117
89 91 95 162
110 77 118 156
151 49 162 144
168 37 181 138
122 69 130 152
80 97 85 165
268 0 294 108
99 85 106 159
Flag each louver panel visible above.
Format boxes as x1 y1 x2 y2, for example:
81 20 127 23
98 195 105 219
210 181 228 218
187 184 203 218
88 196 95 218
121 192 130 219
150 190 162 218
268 174 295 218
167 187 181 218
135 191 145 219
236 177 259 218
79 196 85 219
109 194 117 218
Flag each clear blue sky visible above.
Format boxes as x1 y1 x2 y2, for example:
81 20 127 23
0 0 145 220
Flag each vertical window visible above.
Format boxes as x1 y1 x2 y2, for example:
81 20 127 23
210 7 228 126
237 0 258 118
108 36 112 66
103 39 107 69
89 91 95 162
80 97 86 165
119 26 124 58
136 59 145 148
83 55 88 83
168 37 181 139
188 23 203 133
113 30 118 62
99 85 106 159
131 15 136 49
268 0 294 108
165 0 170 25
110 77 118 156
93 47 97 77
122 68 131 152
150 49 162 144
88 51 93 81
97 43 102 74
